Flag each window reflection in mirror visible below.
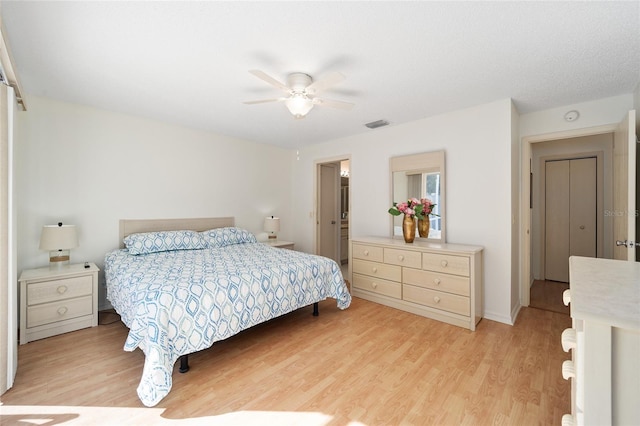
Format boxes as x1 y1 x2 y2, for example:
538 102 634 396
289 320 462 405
390 150 445 242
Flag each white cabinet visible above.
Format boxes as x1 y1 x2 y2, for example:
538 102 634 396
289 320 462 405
562 256 640 426
349 237 483 330
19 263 100 344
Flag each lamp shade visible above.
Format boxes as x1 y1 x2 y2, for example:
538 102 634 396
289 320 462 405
285 94 313 118
264 216 280 238
39 224 78 251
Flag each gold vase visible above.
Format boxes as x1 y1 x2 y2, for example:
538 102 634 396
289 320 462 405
418 216 430 238
402 214 416 243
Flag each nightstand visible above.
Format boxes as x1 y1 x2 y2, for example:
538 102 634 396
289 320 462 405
264 240 295 250
19 262 100 344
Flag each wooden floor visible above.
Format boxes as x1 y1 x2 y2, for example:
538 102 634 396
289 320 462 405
529 280 570 315
0 297 571 425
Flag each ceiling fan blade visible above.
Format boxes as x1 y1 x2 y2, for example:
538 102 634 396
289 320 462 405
305 71 345 95
312 97 354 110
243 98 285 105
248 70 290 92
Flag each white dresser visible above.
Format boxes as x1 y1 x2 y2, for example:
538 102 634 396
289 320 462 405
19 263 100 344
349 237 483 331
562 256 640 426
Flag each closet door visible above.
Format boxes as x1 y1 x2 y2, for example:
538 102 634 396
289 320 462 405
545 158 597 282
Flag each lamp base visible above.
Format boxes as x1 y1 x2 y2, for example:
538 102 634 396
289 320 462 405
49 250 70 266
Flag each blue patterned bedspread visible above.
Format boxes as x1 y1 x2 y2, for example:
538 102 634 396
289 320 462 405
105 242 351 407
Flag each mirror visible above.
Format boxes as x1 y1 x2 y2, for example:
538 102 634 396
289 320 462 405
390 150 446 241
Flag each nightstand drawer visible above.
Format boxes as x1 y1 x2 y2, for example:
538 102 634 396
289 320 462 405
27 295 93 328
352 259 401 282
422 253 470 276
353 273 401 299
403 285 470 316
403 268 470 297
27 275 93 306
352 244 384 262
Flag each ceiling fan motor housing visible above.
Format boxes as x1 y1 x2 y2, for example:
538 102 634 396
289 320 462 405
287 73 313 94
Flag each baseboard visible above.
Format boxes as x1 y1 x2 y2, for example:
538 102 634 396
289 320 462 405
483 310 514 326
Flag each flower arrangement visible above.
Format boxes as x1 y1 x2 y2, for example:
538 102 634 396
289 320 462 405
388 197 437 219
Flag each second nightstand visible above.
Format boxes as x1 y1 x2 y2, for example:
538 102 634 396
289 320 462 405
264 240 295 250
19 262 100 344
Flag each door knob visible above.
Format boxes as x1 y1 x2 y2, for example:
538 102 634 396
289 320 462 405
616 240 640 248
579 225 585 230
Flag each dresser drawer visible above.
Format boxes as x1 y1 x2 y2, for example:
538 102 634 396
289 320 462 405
27 295 93 328
403 284 470 316
27 275 93 306
352 259 401 282
422 253 470 277
352 243 384 262
403 268 470 297
384 248 421 269
353 273 401 299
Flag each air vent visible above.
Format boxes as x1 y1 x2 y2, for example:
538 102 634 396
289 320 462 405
365 119 389 129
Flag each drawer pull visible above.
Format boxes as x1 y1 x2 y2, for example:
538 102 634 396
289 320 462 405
57 306 68 316
433 296 441 304
561 360 575 380
372 267 378 273
57 285 68 295
440 260 448 268
398 255 404 261
363 250 369 256
561 328 577 352
433 278 441 286
371 282 378 289
561 414 575 426
562 289 571 306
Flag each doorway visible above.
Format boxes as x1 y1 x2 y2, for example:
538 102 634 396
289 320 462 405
528 134 611 311
316 158 350 274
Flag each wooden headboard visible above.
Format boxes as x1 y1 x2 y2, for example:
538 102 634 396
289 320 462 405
119 217 235 248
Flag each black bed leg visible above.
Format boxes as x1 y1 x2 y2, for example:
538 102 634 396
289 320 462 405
179 355 190 373
313 302 319 316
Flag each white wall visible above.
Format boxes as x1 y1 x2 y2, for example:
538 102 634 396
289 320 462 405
16 96 293 308
519 94 634 139
292 99 516 324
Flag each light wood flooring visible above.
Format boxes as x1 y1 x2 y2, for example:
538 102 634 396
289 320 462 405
1 298 571 425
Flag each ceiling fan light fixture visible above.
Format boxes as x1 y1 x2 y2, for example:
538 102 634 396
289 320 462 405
285 93 314 118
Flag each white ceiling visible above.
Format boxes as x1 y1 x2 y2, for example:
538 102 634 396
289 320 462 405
2 1 639 149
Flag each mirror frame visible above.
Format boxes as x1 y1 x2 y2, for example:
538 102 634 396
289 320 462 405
389 150 446 242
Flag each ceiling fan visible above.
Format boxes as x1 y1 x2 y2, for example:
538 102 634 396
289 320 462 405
244 70 354 119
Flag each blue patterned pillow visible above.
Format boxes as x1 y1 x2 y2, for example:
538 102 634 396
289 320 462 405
201 227 257 248
124 230 207 255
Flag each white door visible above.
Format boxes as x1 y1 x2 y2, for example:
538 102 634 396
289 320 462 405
318 163 340 263
613 110 637 261
545 157 597 282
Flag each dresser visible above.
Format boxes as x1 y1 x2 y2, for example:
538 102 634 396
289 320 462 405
19 263 100 344
349 237 483 330
561 256 640 426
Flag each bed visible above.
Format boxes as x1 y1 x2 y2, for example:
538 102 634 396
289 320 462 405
105 217 351 407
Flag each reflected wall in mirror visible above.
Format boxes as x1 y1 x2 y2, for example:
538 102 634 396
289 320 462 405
390 150 446 242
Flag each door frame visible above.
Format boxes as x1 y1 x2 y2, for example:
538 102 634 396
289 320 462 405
520 124 617 306
538 152 605 280
314 155 351 260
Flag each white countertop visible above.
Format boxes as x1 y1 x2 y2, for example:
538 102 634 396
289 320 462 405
569 256 640 330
